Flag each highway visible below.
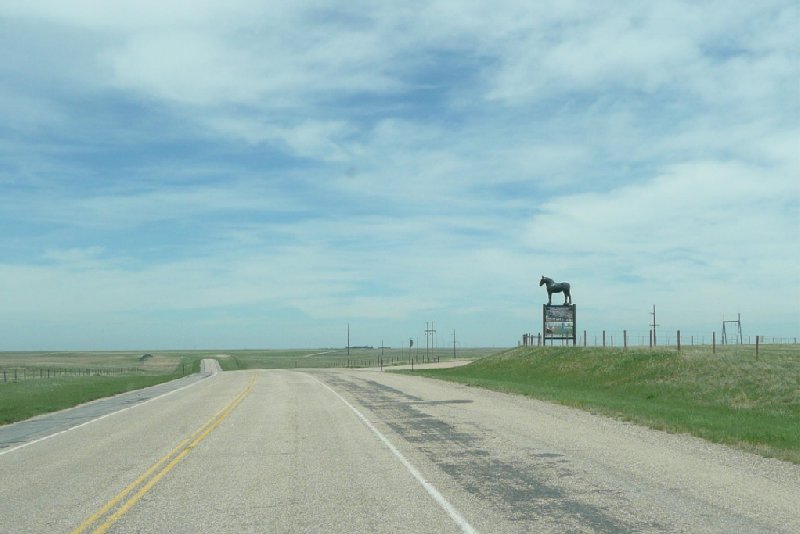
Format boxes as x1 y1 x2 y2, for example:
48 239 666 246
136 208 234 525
0 365 798 533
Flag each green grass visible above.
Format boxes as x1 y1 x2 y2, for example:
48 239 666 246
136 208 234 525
0 373 185 425
407 345 800 463
0 351 208 425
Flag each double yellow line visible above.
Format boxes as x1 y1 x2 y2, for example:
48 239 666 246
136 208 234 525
72 376 255 534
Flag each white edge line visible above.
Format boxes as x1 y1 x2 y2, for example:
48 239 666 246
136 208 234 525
306 373 477 534
0 370 217 457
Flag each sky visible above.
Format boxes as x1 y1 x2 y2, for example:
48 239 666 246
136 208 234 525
0 1 798 350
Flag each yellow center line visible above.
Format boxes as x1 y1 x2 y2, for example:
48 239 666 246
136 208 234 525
72 375 255 534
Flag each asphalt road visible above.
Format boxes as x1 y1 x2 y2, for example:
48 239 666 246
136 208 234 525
0 366 797 533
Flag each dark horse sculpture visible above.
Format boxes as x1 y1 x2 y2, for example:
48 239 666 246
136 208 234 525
540 276 571 305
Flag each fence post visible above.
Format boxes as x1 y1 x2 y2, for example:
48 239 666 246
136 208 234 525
756 336 759 359
677 330 681 351
712 332 716 354
624 330 627 350
602 331 606 348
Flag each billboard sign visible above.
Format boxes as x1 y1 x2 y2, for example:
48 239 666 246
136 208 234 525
543 304 576 345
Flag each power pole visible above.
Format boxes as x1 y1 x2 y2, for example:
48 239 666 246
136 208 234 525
650 305 659 346
425 321 436 361
721 313 743 345
425 322 429 360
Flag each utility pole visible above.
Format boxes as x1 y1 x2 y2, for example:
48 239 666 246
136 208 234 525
425 321 436 361
425 322 429 360
650 305 659 346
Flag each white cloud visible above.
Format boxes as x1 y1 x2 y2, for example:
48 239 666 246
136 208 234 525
525 159 799 308
0 1 797 348
1 180 302 230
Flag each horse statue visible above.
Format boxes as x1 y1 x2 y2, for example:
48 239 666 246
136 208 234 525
540 276 571 305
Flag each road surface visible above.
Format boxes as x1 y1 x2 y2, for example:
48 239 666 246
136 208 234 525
0 365 797 533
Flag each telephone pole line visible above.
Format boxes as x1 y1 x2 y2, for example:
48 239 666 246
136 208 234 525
650 305 659 346
425 321 437 360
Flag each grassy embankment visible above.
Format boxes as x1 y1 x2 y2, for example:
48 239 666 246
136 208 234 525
408 345 800 463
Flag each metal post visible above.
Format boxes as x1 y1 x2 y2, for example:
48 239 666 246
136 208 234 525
650 305 658 346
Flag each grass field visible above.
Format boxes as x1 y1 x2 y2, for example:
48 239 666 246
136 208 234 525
407 344 800 463
0 374 189 425
0 351 203 425
0 347 495 425
218 347 495 370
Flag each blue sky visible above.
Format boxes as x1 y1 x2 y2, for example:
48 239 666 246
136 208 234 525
1 1 798 350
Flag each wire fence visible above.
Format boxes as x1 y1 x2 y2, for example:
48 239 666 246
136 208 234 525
522 330 799 349
298 354 443 370
1 367 144 383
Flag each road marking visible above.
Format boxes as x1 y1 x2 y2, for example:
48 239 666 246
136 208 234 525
71 375 255 534
0 373 214 457
307 373 478 534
